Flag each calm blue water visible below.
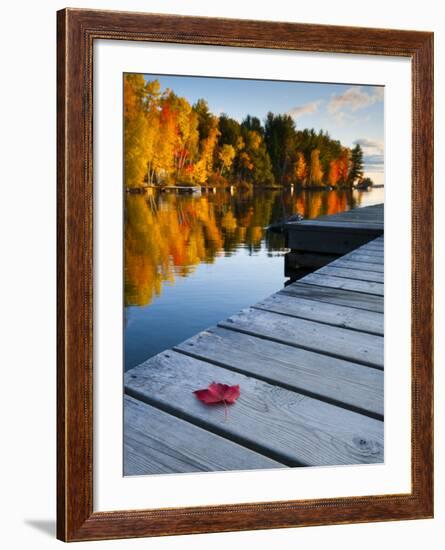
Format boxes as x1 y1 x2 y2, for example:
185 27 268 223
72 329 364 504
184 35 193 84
125 247 287 369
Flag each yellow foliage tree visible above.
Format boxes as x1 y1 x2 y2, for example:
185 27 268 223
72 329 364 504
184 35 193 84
124 74 151 188
193 117 220 184
295 152 308 185
309 148 323 186
218 144 236 176
328 159 341 187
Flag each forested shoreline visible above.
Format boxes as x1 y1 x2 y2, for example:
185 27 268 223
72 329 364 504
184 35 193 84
124 74 367 190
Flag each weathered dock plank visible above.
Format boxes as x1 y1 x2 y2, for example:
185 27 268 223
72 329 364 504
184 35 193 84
253 292 384 334
350 248 383 257
308 205 383 223
317 266 384 284
175 327 383 418
124 228 385 474
298 274 383 296
328 258 384 273
124 396 283 475
281 282 384 313
219 308 383 368
299 273 384 296
354 245 384 254
342 253 383 264
125 351 384 466
360 241 384 249
344 242 384 253
345 249 383 259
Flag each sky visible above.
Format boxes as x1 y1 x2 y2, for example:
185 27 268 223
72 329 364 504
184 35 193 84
143 74 384 184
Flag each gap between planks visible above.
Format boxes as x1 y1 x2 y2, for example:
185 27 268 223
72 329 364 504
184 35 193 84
281 282 384 313
251 292 383 336
219 307 384 369
124 395 285 475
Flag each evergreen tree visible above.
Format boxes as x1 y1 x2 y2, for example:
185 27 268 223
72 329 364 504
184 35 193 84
218 114 241 148
264 113 297 184
348 144 364 186
241 115 264 137
193 99 213 140
244 131 274 185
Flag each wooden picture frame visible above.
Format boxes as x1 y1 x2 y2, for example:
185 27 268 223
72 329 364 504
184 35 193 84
57 8 434 542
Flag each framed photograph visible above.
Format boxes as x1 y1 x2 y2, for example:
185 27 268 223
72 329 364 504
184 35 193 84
57 8 434 542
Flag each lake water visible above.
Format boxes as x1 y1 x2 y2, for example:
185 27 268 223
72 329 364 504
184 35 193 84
124 186 384 370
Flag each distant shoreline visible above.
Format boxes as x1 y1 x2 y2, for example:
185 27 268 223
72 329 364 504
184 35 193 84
126 183 384 193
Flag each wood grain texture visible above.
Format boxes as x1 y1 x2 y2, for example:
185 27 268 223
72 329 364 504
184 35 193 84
57 8 93 542
219 308 384 368
299 273 384 296
57 7 433 542
253 292 384 334
317 204 383 219
124 351 384 467
344 249 384 259
361 244 384 250
317 266 384 284
328 258 385 273
175 326 384 417
360 241 384 249
124 396 284 475
367 246 384 252
341 253 384 264
281 282 384 312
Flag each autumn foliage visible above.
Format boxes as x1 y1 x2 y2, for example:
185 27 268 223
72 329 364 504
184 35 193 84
124 188 358 308
124 75 365 190
194 382 241 420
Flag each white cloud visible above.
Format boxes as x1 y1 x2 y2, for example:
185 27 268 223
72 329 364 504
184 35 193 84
354 138 384 155
328 87 383 116
287 100 321 119
354 138 384 172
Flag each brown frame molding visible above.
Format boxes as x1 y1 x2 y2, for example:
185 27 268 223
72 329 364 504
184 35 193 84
57 8 434 542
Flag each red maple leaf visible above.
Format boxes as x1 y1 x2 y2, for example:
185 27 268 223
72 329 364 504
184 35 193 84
193 382 240 420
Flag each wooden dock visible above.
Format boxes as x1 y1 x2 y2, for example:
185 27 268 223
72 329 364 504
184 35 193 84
124 205 384 476
284 203 383 275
